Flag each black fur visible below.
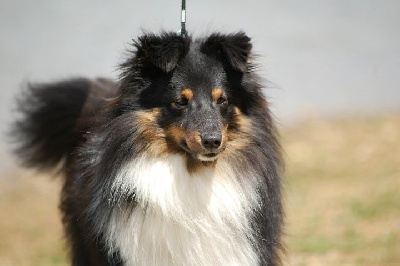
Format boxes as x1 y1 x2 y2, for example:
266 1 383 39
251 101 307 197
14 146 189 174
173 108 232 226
13 79 90 170
12 32 284 265
201 32 252 73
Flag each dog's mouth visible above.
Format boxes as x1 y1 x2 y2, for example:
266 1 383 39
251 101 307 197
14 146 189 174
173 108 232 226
197 152 219 162
180 139 222 162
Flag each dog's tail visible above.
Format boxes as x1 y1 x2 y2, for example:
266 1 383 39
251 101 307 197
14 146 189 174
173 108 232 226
12 78 116 172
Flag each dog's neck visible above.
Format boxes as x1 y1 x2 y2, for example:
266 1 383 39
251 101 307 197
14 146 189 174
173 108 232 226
106 154 260 265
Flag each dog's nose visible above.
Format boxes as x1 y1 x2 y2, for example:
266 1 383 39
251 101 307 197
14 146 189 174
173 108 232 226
201 133 222 149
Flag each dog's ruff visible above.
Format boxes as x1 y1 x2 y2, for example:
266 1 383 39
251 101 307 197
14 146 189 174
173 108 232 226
107 154 259 265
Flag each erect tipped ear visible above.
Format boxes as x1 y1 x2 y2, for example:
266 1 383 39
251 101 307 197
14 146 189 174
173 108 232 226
135 32 190 73
201 32 252 73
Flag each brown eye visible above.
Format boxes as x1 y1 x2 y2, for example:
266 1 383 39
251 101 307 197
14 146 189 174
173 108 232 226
172 97 189 109
216 96 228 106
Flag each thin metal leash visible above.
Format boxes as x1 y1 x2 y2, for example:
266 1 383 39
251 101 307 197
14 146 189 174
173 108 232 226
180 0 187 37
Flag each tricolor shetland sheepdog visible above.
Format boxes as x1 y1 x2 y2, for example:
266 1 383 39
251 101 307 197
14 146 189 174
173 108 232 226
13 32 284 265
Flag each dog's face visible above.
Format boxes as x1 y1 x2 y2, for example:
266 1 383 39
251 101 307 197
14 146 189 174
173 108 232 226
119 32 255 165
162 48 234 162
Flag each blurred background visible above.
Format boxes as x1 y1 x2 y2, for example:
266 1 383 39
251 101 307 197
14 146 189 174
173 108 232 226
0 0 399 265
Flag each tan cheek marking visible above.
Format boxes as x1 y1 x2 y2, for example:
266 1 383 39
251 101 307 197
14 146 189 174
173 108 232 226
223 106 253 157
211 87 223 101
233 107 252 130
135 108 168 155
164 127 204 155
186 131 203 152
136 108 161 122
165 126 186 143
233 106 243 116
181 88 193 101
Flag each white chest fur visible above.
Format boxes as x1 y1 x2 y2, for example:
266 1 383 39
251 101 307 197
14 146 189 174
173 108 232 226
106 154 260 266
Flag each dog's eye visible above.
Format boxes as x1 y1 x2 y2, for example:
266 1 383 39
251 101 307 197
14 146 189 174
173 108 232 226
172 97 189 109
216 96 228 106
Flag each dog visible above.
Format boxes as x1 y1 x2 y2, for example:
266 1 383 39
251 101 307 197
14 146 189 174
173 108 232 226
13 31 284 265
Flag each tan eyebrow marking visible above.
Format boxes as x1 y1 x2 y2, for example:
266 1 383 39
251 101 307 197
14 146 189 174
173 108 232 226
181 88 193 100
211 88 223 100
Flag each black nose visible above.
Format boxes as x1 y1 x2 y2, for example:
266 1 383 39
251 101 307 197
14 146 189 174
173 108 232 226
201 133 222 149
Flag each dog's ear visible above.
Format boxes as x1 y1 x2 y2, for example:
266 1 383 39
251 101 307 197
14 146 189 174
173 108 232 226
201 32 252 73
135 32 190 73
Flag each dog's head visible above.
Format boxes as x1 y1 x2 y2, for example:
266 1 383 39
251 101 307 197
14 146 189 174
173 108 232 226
118 32 259 166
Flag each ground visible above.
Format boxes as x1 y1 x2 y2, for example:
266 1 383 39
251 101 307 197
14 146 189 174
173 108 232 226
1 114 399 265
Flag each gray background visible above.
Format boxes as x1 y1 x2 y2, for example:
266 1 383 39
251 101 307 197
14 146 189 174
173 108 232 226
1 0 399 173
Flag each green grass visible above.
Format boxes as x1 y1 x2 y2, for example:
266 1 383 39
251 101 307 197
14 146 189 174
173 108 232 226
1 114 399 265
347 189 399 219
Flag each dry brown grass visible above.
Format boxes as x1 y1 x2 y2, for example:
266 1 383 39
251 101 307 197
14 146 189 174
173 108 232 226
0 174 67 266
1 114 399 265
283 114 400 265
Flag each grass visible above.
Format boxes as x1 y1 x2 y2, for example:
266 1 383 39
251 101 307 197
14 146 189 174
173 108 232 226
0 174 67 266
1 113 399 265
283 114 400 265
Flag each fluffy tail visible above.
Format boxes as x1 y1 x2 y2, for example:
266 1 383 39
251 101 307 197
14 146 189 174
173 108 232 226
12 78 116 171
